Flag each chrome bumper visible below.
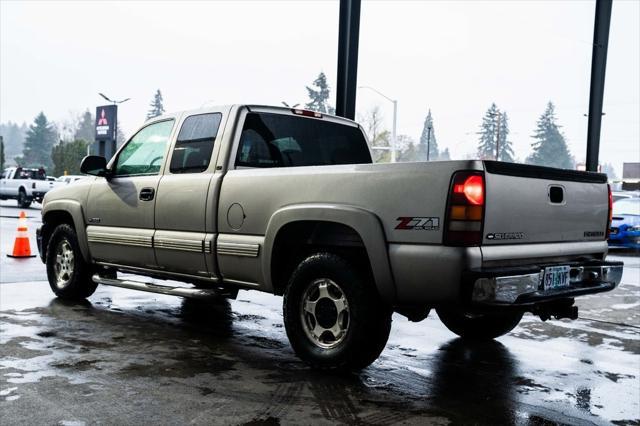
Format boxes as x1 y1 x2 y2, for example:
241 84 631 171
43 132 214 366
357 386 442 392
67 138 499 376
471 261 623 304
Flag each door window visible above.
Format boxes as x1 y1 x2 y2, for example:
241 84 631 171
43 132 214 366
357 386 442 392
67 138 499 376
114 120 174 177
169 113 221 174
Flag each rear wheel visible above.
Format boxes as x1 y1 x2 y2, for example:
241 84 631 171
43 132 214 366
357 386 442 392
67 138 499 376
283 252 392 371
17 190 31 209
46 224 97 300
436 308 523 340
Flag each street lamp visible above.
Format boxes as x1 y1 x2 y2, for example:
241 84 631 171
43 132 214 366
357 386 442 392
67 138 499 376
358 86 397 163
98 93 131 105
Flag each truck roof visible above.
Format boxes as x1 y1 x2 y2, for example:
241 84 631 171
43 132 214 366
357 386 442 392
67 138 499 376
148 104 360 128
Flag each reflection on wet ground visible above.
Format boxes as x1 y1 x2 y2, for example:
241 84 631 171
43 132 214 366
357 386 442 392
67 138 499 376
1 279 638 425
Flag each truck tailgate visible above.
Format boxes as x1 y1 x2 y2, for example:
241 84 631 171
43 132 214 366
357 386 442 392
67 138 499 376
482 161 609 245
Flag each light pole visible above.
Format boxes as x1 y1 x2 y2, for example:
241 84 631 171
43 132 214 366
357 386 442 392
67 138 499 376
426 125 432 161
358 86 397 163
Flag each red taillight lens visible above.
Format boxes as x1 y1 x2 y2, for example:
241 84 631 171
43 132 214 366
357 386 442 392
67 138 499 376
454 175 484 205
444 172 485 246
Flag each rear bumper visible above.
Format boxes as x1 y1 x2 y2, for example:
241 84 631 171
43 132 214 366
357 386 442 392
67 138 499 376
32 191 46 201
468 260 623 306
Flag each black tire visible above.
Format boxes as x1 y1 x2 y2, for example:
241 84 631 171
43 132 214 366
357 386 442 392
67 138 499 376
283 252 392 371
46 224 98 300
436 308 523 340
17 190 31 209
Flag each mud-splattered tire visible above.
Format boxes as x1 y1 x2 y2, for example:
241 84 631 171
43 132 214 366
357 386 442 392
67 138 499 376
436 308 523 340
17 190 31 209
283 253 392 371
46 224 97 300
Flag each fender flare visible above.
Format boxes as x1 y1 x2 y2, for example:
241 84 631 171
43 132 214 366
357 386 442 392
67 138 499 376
262 203 396 302
42 200 91 262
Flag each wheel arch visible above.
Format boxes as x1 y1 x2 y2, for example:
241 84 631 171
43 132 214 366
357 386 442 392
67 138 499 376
41 200 91 262
263 204 396 303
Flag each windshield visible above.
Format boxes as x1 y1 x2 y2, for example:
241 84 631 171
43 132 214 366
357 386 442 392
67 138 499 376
613 199 640 216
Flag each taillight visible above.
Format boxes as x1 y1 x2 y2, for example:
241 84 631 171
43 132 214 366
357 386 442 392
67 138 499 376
444 172 485 246
606 184 612 239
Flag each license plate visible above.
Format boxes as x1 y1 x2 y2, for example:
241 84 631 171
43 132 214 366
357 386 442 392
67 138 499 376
543 265 570 291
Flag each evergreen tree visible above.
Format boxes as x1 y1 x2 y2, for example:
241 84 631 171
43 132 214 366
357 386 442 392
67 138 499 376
0 136 5 171
476 103 515 161
74 110 95 143
496 112 515 162
22 112 58 170
305 72 335 114
439 147 451 161
0 121 27 162
417 109 438 161
146 89 165 120
526 102 573 169
477 103 499 160
51 139 89 176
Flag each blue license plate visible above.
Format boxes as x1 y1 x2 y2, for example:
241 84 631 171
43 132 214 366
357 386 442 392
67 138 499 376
543 265 570 291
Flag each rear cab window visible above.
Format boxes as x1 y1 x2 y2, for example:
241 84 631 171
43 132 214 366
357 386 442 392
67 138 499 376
235 112 371 168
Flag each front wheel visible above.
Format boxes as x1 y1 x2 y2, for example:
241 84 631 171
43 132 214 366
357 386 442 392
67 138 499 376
17 190 31 209
46 224 97 300
436 308 523 340
283 253 392 371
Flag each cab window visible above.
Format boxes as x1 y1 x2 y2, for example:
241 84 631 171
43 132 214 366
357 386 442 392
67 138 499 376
114 120 174 177
169 113 221 174
235 112 371 168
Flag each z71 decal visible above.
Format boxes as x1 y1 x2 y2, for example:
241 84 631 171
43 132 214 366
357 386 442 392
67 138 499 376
396 217 440 231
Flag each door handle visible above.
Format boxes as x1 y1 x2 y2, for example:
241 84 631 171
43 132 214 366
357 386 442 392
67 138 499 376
139 187 155 201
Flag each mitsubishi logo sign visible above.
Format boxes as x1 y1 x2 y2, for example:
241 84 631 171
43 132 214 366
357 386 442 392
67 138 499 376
95 104 117 142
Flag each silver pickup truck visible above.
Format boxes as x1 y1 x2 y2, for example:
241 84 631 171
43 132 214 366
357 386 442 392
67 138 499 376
37 105 623 370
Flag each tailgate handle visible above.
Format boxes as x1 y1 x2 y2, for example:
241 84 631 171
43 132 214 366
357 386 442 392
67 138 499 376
549 186 564 204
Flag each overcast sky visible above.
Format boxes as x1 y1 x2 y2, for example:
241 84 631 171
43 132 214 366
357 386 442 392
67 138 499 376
1 0 638 175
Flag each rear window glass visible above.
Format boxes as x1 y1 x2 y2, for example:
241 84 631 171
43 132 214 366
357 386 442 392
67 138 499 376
170 113 222 174
16 168 46 180
235 112 371 168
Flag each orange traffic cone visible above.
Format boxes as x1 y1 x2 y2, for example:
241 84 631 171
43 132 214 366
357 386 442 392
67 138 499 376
7 211 36 258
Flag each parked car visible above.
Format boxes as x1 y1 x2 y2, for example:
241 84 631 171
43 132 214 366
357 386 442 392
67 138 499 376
612 191 640 203
0 167 62 207
37 105 623 370
609 197 640 249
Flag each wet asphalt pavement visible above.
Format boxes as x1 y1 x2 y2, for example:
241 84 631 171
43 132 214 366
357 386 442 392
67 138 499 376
1 200 639 425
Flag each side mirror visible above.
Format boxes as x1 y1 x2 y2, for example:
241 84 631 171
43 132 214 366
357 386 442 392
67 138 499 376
80 155 109 177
